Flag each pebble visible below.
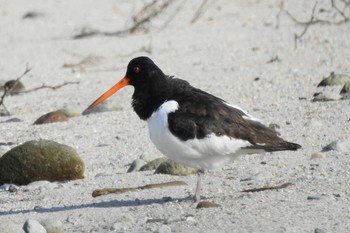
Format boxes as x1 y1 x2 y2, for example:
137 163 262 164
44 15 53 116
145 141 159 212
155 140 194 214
0 183 19 192
310 152 326 160
33 110 69 125
23 219 47 233
40 219 63 233
340 80 350 98
312 92 341 102
127 159 147 172
155 159 198 176
3 80 25 94
317 72 350 87
307 195 324 201
196 201 221 209
140 158 167 171
314 228 327 233
322 139 350 153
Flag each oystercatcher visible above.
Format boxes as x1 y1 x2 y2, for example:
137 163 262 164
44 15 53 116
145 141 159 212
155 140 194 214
87 57 301 202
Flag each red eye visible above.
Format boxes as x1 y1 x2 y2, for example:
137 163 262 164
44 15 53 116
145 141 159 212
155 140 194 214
133 67 140 73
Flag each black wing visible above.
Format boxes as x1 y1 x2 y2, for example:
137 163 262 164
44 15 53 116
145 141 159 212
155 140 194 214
166 78 300 151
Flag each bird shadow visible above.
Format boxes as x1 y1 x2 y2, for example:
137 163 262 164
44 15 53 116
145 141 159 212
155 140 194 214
0 196 193 216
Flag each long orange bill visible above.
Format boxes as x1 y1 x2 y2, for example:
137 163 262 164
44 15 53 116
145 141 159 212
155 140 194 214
87 77 130 110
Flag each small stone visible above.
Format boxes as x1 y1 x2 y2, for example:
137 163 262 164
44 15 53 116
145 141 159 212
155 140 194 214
310 152 326 160
3 80 25 94
23 219 47 233
312 92 341 102
0 140 84 185
196 201 221 209
155 159 198 176
33 111 69 125
127 159 147 172
340 81 350 99
0 222 25 233
140 158 167 171
5 118 22 123
322 139 350 153
40 219 63 233
317 72 350 87
307 195 323 201
314 228 327 233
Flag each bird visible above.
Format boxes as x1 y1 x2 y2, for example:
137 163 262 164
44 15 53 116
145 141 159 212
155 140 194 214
86 56 301 202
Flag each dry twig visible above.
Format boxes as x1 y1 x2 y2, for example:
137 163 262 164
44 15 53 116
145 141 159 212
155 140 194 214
19 81 80 94
281 0 350 49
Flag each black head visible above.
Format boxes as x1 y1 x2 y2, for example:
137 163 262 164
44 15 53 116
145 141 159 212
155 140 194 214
125 56 165 88
86 56 168 118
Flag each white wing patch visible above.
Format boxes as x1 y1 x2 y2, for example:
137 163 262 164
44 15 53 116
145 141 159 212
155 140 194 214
147 100 256 171
223 101 261 122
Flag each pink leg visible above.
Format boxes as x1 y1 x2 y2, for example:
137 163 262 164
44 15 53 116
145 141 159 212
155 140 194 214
194 170 205 202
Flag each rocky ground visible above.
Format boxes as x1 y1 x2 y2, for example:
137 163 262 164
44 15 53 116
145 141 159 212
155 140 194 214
0 0 350 232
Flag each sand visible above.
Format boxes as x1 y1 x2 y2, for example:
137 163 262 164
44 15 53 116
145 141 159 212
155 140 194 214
1 0 350 232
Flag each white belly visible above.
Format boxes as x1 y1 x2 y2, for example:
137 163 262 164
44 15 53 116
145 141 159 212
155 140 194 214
147 100 251 170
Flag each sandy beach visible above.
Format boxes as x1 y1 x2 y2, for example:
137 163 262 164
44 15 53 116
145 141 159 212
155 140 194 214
1 0 350 232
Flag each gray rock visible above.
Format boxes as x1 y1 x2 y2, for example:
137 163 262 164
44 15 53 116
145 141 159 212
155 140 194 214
340 81 350 99
322 139 350 153
155 159 198 176
314 228 327 233
40 219 63 233
0 222 25 233
0 140 85 185
317 72 350 87
312 92 341 102
127 159 147 173
23 219 47 233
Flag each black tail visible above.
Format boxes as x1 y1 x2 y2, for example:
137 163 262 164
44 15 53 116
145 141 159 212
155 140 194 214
265 141 301 152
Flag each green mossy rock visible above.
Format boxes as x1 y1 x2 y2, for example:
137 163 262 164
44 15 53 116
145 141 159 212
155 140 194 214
139 158 167 171
0 140 84 185
155 159 198 176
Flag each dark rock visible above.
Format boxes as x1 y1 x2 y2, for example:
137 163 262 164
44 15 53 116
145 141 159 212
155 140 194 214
3 80 25 94
196 201 221 209
33 111 69 125
340 81 350 99
0 140 84 185
155 159 198 176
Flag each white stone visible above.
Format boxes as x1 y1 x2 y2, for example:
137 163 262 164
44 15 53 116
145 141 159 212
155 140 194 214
23 219 47 233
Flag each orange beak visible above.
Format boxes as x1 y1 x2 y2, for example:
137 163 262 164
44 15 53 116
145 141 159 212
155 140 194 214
87 77 130 110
